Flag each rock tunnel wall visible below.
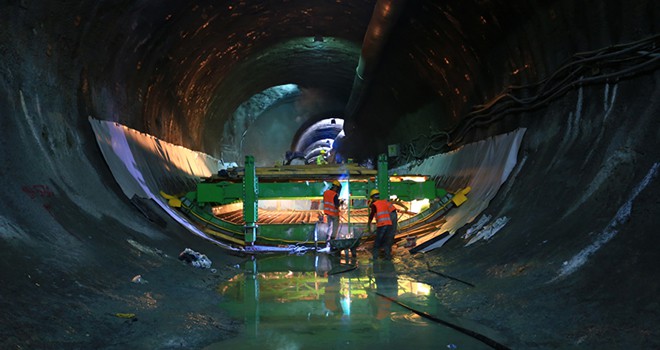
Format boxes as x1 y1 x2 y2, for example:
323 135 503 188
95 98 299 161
344 0 659 158
0 0 658 348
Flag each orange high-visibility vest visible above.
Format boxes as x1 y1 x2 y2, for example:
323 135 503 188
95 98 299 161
323 189 339 216
373 200 393 227
371 199 396 212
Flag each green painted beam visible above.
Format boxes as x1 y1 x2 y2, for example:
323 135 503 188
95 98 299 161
377 153 390 198
197 181 243 203
195 178 443 204
390 181 440 201
259 182 327 199
243 155 258 244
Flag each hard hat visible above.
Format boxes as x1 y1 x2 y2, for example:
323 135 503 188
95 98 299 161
320 149 326 154
332 180 341 187
369 189 380 197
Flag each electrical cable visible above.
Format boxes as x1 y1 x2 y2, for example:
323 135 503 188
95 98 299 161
443 34 660 147
374 292 511 350
426 262 476 287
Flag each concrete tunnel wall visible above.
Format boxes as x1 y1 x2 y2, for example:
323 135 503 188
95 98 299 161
0 0 659 348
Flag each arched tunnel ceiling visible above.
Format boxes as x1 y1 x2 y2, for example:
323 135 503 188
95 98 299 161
39 0 655 162
78 0 375 156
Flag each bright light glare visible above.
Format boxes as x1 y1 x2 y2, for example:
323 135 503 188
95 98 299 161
398 280 432 296
339 180 350 200
409 198 430 213
340 296 351 316
412 282 431 295
278 83 299 93
398 176 427 182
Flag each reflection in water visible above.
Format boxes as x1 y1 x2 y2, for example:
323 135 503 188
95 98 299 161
370 260 397 321
324 273 343 316
206 254 492 350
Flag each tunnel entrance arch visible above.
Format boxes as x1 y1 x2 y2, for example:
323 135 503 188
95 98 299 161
292 117 345 164
219 83 347 166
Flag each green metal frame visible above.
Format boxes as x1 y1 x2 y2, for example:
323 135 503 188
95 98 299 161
377 153 390 198
183 154 455 245
243 156 258 244
196 155 443 204
196 180 442 203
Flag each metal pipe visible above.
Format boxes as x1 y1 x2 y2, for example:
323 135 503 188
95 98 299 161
344 0 408 120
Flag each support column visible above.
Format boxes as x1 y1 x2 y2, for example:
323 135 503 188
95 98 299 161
243 155 258 244
377 153 390 198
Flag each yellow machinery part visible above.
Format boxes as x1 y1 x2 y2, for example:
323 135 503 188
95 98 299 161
451 186 471 207
160 191 182 207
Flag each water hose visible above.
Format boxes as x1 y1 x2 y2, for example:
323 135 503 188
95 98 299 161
374 292 510 350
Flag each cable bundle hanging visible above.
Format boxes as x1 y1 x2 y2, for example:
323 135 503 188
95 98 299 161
447 33 660 146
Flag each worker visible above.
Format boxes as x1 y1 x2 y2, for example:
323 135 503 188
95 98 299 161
367 189 393 260
316 149 328 165
368 194 398 259
323 180 342 245
387 200 398 256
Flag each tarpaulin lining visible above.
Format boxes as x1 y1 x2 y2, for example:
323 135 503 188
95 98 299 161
392 128 526 252
89 118 238 250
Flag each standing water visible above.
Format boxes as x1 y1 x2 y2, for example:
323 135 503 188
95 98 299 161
205 254 501 350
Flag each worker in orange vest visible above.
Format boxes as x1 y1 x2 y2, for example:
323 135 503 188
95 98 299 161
323 180 342 245
387 200 398 256
367 189 393 260
369 195 398 257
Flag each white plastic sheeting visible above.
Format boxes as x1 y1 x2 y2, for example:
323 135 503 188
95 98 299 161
89 117 219 198
462 214 492 240
89 118 238 250
392 128 526 252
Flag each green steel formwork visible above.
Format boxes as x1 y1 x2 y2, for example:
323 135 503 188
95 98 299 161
182 154 457 246
195 178 444 204
181 195 321 246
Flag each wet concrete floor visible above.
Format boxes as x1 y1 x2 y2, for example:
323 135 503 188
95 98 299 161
204 254 506 350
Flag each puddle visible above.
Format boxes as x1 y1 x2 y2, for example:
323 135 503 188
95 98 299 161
206 254 499 350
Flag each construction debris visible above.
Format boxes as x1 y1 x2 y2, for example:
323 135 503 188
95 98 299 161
178 248 212 268
465 216 510 246
131 274 148 284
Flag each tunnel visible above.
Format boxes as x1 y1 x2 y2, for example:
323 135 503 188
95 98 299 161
1 0 659 348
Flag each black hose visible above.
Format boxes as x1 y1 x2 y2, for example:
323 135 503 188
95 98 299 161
374 292 511 350
427 267 476 288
